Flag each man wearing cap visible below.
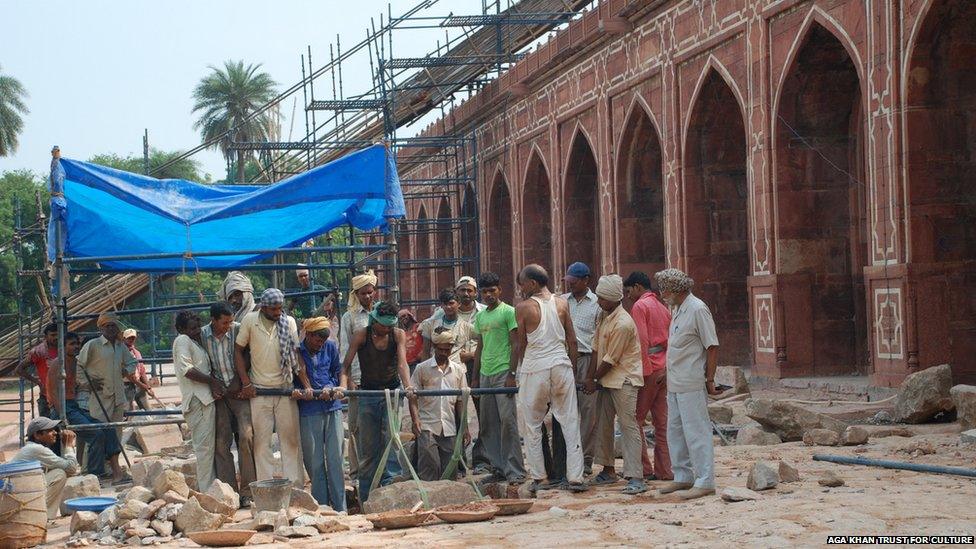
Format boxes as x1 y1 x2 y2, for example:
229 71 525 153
14 417 79 518
623 271 672 481
340 269 377 479
654 268 722 500
15 322 58 418
584 275 647 495
202 301 256 507
296 316 346 512
76 312 138 471
219 271 258 323
339 300 414 502
122 328 153 411
47 331 123 480
235 288 314 488
556 261 601 479
409 326 470 481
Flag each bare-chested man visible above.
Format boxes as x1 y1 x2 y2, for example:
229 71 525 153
512 264 588 494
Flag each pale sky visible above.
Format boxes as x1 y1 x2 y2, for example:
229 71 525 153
0 0 496 180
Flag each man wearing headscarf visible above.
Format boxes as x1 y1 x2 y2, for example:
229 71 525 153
339 300 414 502
408 326 470 481
339 269 377 478
234 288 314 488
653 268 722 500
76 311 137 483
219 271 257 323
584 275 647 495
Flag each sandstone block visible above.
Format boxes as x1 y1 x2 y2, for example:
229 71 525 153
155 503 181 523
746 461 779 491
361 480 479 514
707 405 733 424
125 486 155 504
842 426 870 446
275 526 317 538
71 511 99 534
893 364 954 423
745 399 847 441
96 506 118 530
960 429 976 445
152 470 189 499
116 499 149 522
250 510 279 531
289 488 318 512
60 474 101 515
174 497 225 534
150 519 173 537
720 487 760 502
818 471 844 487
778 461 800 483
802 428 840 446
735 426 782 446
194 491 235 518
161 490 188 504
139 499 166 521
950 384 976 430
292 514 350 534
205 479 240 511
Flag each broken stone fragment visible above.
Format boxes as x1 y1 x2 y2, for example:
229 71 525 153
71 511 99 534
362 480 479 514
161 490 188 505
720 487 760 502
293 513 350 534
949 384 976 430
206 479 240 511
124 527 155 538
745 398 847 441
777 461 800 483
714 366 750 394
151 470 190 499
61 474 102 515
735 426 782 446
250 510 280 531
125 486 155 504
275 526 318 538
174 496 226 534
707 404 733 424
841 425 869 445
154 503 182 523
289 487 318 511
116 499 149 522
893 364 954 424
961 429 976 445
194 491 236 517
802 428 840 446
150 519 173 537
818 471 845 487
746 461 779 491
139 499 166 521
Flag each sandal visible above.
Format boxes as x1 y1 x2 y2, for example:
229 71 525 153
622 479 647 495
590 471 619 485
565 481 589 493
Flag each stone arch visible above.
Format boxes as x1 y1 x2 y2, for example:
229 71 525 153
683 68 751 366
563 126 601 275
775 22 868 375
416 203 432 306
615 97 665 277
435 196 454 294
904 0 976 378
460 184 478 277
521 146 554 269
487 171 515 300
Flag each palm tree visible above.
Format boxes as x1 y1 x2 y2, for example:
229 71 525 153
0 65 29 157
192 60 278 183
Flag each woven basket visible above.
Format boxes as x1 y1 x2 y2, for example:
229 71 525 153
365 509 434 530
433 502 499 523
490 499 534 516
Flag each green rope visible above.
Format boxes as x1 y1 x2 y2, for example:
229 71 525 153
439 388 484 499
368 389 430 508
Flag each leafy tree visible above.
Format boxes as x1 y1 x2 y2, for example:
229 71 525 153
0 65 29 157
89 149 209 181
192 60 279 184
0 170 48 331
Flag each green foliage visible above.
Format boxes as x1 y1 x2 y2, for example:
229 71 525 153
0 170 48 330
172 272 225 301
192 60 279 183
88 148 210 182
0 64 29 156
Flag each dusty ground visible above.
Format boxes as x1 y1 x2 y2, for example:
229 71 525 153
3 378 976 548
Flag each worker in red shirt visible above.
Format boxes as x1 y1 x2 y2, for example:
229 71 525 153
16 322 58 418
623 272 672 480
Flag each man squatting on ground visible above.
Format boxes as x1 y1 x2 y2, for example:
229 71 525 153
513 264 587 494
409 326 471 481
13 417 79 519
655 268 722 500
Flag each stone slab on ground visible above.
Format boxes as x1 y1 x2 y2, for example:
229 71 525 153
206 479 240 511
950 385 976 430
744 399 847 441
60 474 101 515
735 426 782 446
803 428 840 446
818 471 845 487
778 462 800 483
362 480 480 514
721 487 761 502
151 470 189 499
133 424 184 455
289 488 318 512
841 426 870 445
174 496 225 533
893 364 954 424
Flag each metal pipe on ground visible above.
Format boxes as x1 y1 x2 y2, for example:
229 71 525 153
813 454 976 478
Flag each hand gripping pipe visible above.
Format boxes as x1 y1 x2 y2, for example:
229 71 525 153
813 454 976 478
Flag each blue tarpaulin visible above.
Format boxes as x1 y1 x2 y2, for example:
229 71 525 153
48 144 405 271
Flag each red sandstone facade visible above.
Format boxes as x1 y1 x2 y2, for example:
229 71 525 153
396 0 976 387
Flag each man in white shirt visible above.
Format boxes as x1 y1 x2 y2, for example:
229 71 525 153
654 268 722 500
339 270 377 479
234 288 315 488
13 417 79 518
409 327 470 480
173 310 224 492
420 288 475 365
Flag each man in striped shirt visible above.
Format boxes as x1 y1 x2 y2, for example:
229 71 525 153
201 301 256 507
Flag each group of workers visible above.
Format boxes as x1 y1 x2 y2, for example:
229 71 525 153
13 259 721 518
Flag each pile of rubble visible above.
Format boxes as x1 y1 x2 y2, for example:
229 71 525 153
65 457 350 546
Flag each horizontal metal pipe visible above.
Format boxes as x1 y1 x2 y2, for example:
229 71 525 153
124 409 183 417
255 386 517 397
63 244 387 264
65 418 185 431
67 289 336 319
812 454 976 478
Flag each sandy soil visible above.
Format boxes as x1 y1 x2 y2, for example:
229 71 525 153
4 381 976 548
